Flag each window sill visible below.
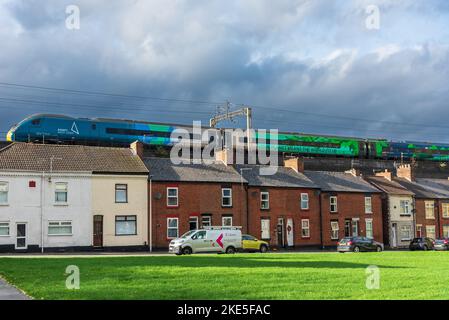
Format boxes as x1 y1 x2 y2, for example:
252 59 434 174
365 212 373 214
0 203 9 206
48 234 73 237
221 206 233 208
115 202 128 204
301 237 311 239
330 212 338 214
300 208 309 211
54 203 69 206
166 205 179 209
115 234 138 236
0 235 10 237
399 214 412 217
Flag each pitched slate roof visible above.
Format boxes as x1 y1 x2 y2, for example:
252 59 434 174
0 142 148 174
304 171 381 193
395 178 449 199
365 176 414 196
144 158 244 183
236 165 318 188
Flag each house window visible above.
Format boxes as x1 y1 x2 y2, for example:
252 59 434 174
352 220 359 237
443 225 449 238
115 184 128 203
416 225 423 238
366 219 373 239
300 193 309 210
330 196 338 213
330 221 339 240
260 192 269 210
400 200 411 215
344 220 351 237
301 219 310 238
400 225 412 241
0 182 8 204
201 216 211 227
0 222 10 236
115 216 137 235
222 188 232 207
48 221 72 236
189 216 198 230
55 182 68 203
222 216 233 226
365 197 372 214
167 187 178 207
425 201 435 219
426 225 436 239
442 203 449 218
167 218 178 239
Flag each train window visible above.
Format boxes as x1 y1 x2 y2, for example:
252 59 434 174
92 124 97 130
31 119 40 125
106 128 172 138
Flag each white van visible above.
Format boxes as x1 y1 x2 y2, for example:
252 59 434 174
169 226 242 255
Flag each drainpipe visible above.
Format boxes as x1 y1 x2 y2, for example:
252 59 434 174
318 190 324 250
40 171 44 253
149 175 153 252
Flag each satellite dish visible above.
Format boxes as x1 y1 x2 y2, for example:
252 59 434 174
154 192 162 200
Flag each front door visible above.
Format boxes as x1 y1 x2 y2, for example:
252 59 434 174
261 219 270 240
286 218 294 247
277 218 285 247
391 223 397 248
16 223 27 249
93 215 103 247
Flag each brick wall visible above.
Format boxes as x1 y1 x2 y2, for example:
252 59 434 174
247 187 321 248
320 192 383 247
150 181 247 249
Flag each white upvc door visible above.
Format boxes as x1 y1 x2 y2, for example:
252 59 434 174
261 219 270 240
15 223 27 249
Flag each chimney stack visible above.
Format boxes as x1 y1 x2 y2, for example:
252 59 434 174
283 156 304 173
130 141 144 159
215 148 232 166
375 169 392 181
396 164 414 182
345 168 361 177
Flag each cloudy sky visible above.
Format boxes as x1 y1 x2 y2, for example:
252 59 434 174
1 0 449 142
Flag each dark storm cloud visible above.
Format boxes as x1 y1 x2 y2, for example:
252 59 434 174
0 0 449 142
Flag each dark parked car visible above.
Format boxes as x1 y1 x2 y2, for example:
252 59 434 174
434 238 449 251
337 237 384 253
409 237 435 251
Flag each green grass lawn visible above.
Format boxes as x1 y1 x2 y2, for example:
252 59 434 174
0 251 448 300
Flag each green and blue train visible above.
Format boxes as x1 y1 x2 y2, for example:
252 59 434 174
6 114 449 161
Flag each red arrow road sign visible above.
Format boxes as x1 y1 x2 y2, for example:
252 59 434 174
216 233 224 248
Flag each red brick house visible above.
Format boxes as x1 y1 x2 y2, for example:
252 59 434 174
237 158 321 249
305 170 383 247
144 157 247 249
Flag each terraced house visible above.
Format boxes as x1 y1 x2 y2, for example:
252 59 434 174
305 169 383 248
237 157 321 249
0 142 148 252
144 152 247 250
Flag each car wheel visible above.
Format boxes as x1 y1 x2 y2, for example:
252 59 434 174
226 246 236 254
182 247 192 255
353 246 360 253
260 244 268 253
376 246 382 252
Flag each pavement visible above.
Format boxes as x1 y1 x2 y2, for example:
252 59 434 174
0 277 30 300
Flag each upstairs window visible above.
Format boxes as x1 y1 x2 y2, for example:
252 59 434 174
222 188 232 207
442 203 449 218
0 182 8 204
115 184 128 203
400 200 411 215
55 183 68 203
167 187 178 207
425 201 435 219
260 192 269 210
365 197 372 214
330 196 338 213
300 193 309 210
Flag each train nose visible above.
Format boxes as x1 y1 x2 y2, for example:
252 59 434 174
6 130 14 141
